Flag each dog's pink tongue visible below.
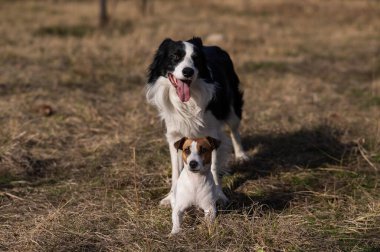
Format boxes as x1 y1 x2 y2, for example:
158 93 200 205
176 80 191 102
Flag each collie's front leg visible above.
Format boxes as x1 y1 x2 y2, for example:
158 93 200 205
211 149 228 205
160 141 183 207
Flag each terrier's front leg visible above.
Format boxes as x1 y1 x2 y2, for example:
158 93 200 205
171 207 184 234
204 205 217 223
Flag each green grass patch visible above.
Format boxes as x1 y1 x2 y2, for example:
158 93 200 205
324 169 359 179
366 96 380 107
290 175 318 188
286 172 319 189
359 176 378 190
222 172 247 191
362 247 380 252
46 185 69 199
350 88 367 98
249 188 266 197
373 154 380 163
350 88 380 108
0 173 15 188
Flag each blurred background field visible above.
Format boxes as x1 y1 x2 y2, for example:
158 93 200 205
0 0 379 251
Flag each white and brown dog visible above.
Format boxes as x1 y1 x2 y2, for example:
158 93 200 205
171 137 221 234
146 37 247 206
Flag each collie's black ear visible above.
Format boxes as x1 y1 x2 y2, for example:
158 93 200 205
147 38 173 84
174 137 187 151
188 37 203 48
206 136 221 150
158 38 174 50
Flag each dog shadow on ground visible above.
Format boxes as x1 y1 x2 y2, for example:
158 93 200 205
222 124 355 214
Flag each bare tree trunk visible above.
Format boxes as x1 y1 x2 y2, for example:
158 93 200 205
99 0 109 26
141 0 153 15
141 0 147 14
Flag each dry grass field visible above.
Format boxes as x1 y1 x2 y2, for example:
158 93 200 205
1 0 380 251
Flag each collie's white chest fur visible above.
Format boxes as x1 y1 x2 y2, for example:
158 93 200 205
146 76 218 138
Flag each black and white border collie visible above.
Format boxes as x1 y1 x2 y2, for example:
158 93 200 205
146 37 247 206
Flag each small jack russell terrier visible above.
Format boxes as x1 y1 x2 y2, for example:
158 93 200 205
170 136 221 234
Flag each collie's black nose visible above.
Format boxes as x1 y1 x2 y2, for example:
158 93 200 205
189 160 198 169
182 67 194 78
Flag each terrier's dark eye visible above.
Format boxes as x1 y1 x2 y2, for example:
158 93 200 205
184 148 191 155
199 146 208 154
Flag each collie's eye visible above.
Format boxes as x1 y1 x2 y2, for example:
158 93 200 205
172 53 180 61
184 148 191 155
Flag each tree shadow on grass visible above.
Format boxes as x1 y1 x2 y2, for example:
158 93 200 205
223 124 355 213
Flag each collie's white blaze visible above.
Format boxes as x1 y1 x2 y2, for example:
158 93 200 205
172 42 198 81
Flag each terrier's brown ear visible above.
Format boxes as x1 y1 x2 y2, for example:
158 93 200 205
206 136 221 150
174 137 187 151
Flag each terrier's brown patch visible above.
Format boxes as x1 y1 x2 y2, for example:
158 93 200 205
180 138 215 165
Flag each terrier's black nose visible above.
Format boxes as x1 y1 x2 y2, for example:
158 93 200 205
189 160 198 169
182 67 194 78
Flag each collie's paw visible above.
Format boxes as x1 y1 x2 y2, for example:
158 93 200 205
159 193 172 208
236 153 249 162
170 227 181 235
216 186 229 206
